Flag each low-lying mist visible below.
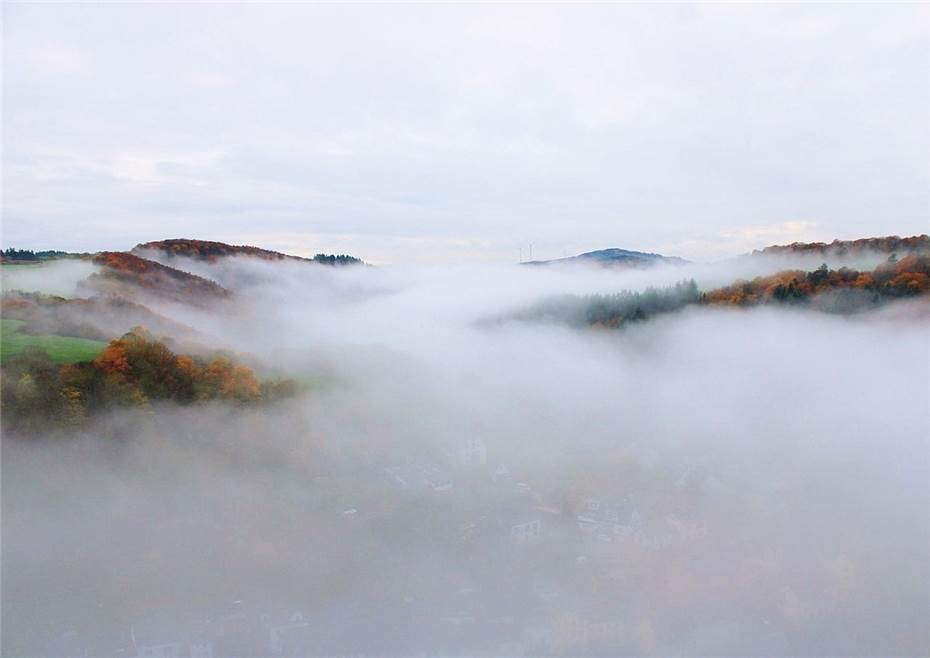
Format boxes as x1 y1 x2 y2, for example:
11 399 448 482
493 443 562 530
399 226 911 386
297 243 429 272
3 256 928 656
1 259 97 298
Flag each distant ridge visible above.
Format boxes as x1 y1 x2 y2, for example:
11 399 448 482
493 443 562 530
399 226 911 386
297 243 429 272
526 248 689 268
134 239 364 266
754 234 929 257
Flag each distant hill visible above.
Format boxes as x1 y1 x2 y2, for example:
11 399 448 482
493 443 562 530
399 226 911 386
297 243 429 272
82 252 231 307
526 248 689 268
134 239 364 266
753 234 929 258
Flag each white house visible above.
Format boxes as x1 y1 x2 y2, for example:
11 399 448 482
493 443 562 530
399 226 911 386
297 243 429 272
510 519 541 542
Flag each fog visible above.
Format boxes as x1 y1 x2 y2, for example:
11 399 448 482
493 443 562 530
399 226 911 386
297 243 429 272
1 260 97 298
3 256 929 656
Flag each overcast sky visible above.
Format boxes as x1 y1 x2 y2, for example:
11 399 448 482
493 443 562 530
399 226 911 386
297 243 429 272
3 3 928 264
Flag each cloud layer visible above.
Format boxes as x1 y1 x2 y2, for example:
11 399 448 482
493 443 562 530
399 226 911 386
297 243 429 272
3 257 928 655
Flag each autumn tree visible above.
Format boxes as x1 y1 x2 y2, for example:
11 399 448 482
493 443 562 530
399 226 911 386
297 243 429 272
2 326 295 434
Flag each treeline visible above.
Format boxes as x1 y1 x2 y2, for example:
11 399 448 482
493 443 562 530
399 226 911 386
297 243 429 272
1 327 297 434
312 253 364 266
1 248 76 262
517 280 700 328
703 253 930 310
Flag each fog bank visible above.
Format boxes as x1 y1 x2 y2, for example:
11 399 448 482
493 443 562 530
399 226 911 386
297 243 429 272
3 257 929 656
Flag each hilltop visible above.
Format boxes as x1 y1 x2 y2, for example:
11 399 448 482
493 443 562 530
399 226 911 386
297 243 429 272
134 239 364 266
525 248 689 269
753 234 929 258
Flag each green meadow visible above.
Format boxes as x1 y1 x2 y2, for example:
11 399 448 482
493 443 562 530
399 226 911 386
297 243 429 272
0 319 106 364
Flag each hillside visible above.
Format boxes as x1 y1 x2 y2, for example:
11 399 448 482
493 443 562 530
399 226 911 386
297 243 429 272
704 253 930 309
134 239 363 266
526 248 689 268
82 252 231 306
1 326 297 432
1 318 106 364
1 291 198 343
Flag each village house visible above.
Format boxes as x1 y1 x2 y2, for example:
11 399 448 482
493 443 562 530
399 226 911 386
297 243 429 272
260 609 312 656
384 460 453 492
576 497 640 541
131 617 214 658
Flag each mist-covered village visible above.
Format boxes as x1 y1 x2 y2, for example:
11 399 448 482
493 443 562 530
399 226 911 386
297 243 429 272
2 238 928 657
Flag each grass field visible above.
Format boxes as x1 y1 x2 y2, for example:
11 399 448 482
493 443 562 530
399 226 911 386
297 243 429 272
1 319 107 364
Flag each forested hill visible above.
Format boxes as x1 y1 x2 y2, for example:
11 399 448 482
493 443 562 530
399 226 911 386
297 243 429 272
703 253 930 308
753 234 929 258
526 248 689 269
134 239 364 266
84 252 232 306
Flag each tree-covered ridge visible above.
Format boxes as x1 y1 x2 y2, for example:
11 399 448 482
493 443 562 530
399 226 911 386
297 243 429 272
86 252 231 306
515 255 930 330
135 238 364 266
703 253 930 308
752 234 929 258
516 280 700 328
310 253 365 266
1 327 297 433
135 238 303 262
